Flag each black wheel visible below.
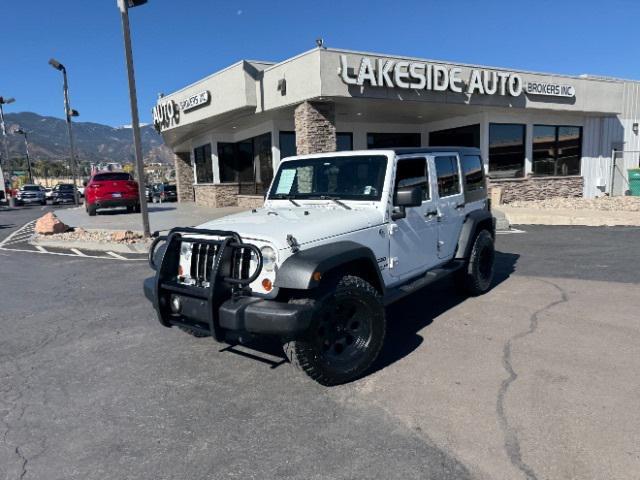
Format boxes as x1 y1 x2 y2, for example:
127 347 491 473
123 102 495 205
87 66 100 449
133 203 141 213
456 229 495 296
177 326 209 338
283 275 386 386
41 200 46 205
87 204 97 216
126 205 133 213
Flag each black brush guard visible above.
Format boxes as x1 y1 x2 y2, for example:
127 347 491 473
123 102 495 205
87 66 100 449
145 227 314 341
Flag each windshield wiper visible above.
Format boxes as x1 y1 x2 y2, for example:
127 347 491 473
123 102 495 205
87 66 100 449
320 196 351 210
285 195 300 207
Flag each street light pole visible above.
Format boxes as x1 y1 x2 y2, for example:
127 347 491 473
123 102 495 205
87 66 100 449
49 59 80 206
0 96 15 200
16 129 33 184
117 0 150 237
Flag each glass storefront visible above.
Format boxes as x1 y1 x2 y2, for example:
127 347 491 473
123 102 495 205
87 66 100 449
193 143 213 183
488 123 526 178
279 131 353 159
429 124 480 148
367 132 421 149
217 133 273 194
533 125 582 176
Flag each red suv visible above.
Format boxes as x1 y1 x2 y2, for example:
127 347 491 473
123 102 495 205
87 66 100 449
85 171 140 216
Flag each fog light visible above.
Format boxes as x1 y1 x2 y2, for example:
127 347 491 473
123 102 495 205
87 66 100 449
170 295 181 313
261 278 273 292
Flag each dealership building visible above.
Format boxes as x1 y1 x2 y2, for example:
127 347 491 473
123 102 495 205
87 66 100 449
152 47 640 208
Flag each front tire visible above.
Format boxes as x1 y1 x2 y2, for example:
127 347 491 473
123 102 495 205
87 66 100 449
283 275 386 386
87 203 97 216
456 229 495 296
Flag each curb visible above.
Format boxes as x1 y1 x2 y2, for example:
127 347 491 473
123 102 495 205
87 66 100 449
31 235 150 254
498 208 640 227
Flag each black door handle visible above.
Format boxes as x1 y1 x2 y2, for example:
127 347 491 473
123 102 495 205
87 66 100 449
424 209 437 218
455 203 465 210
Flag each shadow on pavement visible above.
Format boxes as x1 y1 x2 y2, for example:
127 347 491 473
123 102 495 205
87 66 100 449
370 251 520 376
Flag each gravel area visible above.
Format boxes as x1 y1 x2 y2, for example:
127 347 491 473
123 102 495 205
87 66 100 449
38 228 152 246
507 196 640 211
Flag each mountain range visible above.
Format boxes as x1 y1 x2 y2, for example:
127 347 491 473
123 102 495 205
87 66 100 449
1 112 174 166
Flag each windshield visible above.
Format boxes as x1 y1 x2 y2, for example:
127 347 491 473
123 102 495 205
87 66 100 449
163 185 176 192
268 155 387 201
93 172 132 182
22 185 41 191
57 185 74 191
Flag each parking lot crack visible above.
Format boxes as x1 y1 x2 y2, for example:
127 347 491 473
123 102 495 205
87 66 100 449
496 279 568 480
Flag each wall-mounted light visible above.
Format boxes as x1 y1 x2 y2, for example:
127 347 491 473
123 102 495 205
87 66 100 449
277 78 286 96
633 122 639 135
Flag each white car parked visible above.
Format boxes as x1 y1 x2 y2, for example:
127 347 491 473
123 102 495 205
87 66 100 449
145 147 495 385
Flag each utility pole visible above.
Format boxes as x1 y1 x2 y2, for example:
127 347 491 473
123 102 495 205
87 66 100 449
0 96 15 200
118 0 151 237
15 129 33 183
49 59 80 205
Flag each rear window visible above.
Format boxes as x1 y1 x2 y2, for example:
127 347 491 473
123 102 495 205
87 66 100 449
23 185 41 191
164 185 176 192
57 184 74 191
93 173 132 182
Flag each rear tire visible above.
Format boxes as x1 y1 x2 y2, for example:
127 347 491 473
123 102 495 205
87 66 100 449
87 204 97 216
282 275 386 386
456 229 495 296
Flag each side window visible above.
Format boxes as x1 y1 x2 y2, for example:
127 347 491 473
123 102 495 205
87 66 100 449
461 155 484 192
394 157 429 201
434 155 461 197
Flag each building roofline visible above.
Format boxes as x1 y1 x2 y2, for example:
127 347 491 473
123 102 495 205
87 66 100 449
164 59 276 98
323 47 632 84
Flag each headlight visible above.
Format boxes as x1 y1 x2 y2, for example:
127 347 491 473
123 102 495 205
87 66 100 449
260 246 277 272
180 242 192 261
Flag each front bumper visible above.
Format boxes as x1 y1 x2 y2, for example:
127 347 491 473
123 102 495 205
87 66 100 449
144 277 312 337
143 227 313 341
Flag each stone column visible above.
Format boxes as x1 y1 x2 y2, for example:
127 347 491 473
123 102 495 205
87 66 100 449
294 101 336 155
174 151 194 202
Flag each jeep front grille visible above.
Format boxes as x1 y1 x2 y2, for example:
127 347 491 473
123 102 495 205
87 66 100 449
188 241 255 286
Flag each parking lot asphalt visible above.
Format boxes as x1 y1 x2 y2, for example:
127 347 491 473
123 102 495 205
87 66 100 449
0 208 638 480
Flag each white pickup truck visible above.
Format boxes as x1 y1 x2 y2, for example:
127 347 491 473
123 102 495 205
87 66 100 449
145 147 495 385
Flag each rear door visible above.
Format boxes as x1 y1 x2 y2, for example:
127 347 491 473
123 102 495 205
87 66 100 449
389 156 439 280
432 154 466 259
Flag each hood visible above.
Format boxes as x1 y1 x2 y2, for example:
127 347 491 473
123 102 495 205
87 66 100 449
196 206 384 250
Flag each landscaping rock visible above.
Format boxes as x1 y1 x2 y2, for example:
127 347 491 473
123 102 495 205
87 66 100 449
35 212 69 235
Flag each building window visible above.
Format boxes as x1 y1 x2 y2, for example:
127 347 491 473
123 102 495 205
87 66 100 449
336 132 353 151
489 123 525 178
193 144 213 183
367 132 421 149
461 155 485 192
429 124 480 148
279 131 296 159
394 157 429 201
532 125 582 176
434 155 461 197
218 133 273 194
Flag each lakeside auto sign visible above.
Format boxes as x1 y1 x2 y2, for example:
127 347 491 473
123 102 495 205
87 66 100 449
338 55 575 99
153 90 210 131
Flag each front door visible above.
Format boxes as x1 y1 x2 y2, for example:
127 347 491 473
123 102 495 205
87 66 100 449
432 154 466 259
389 156 439 280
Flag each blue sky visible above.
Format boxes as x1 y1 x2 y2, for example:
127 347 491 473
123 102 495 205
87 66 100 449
1 0 639 127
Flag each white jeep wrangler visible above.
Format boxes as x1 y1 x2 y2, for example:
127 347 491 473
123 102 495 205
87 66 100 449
144 147 495 385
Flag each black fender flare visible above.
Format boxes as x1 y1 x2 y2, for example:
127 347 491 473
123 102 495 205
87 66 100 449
455 209 496 260
274 241 384 291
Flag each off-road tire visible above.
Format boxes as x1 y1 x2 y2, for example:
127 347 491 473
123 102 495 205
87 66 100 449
282 275 386 386
87 204 97 216
456 229 495 296
177 326 209 338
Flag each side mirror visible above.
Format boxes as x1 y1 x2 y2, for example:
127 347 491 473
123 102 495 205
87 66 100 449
392 186 422 220
395 186 422 207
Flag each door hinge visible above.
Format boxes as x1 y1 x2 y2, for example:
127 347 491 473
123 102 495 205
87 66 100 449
389 257 399 269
